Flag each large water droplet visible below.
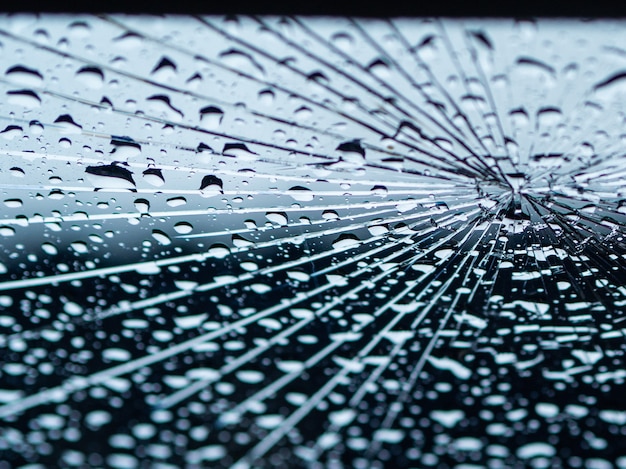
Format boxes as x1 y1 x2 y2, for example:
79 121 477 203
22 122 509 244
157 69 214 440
85 164 136 190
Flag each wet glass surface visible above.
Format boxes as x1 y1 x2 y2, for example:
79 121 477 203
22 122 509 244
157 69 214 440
1 14 626 468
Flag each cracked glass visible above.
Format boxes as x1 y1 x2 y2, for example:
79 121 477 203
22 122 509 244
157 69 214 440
1 14 626 469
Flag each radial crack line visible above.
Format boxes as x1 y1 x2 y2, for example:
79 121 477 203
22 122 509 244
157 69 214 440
0 32 403 166
346 20 500 179
260 17 487 174
0 215 423 345
0 194 477 231
311 206 484 278
363 221 503 457
389 20 488 148
523 195 620 318
0 201 444 294
229 271 427 469
106 14 485 179
284 16 495 179
101 16 416 154
157 265 398 410
0 281 336 420
218 340 344 425
229 222 490 467
0 148 453 188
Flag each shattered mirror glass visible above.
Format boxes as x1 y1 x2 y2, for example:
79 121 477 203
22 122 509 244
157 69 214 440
1 14 626 468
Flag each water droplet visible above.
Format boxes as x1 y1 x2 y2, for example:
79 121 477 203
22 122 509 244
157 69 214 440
147 94 184 121
54 114 82 134
134 198 150 213
75 66 104 89
64 302 83 315
4 199 22 208
516 442 556 459
208 244 230 259
28 120 44 134
236 370 264 383
294 106 312 121
7 89 40 108
331 32 353 51
110 137 141 158
199 106 224 129
332 234 360 250
368 58 391 78
142 168 165 187
70 241 88 253
85 410 111 429
85 164 135 189
9 167 25 177
219 49 265 77
113 31 143 49
0 125 23 140
287 270 310 282
166 197 186 207
266 212 288 225
151 56 177 81
5 65 43 86
173 222 193 234
222 142 258 159
152 230 172 246
68 20 90 37
199 175 223 192
0 226 16 237
241 261 258 271
41 242 58 255
287 186 313 201
258 88 275 105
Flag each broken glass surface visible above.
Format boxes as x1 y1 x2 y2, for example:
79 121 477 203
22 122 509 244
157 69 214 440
1 14 626 468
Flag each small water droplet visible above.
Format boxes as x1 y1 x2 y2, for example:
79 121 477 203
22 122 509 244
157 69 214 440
287 186 313 202
331 32 353 51
4 198 23 208
113 31 143 49
152 230 172 246
208 244 230 259
151 56 178 81
54 114 82 134
134 198 150 213
219 49 265 77
143 168 165 187
147 94 184 121
166 197 186 207
199 106 224 129
174 222 193 234
222 142 258 159
70 241 88 253
41 242 58 255
258 88 275 106
7 89 41 108
0 226 16 237
332 234 360 250
368 59 391 78
199 175 223 192
9 167 25 177
266 212 288 225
